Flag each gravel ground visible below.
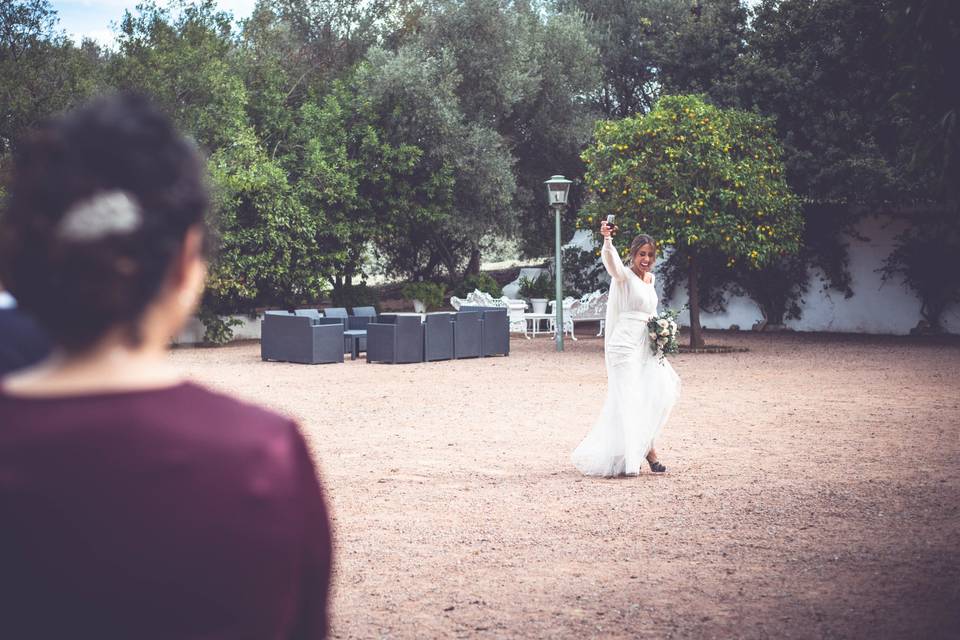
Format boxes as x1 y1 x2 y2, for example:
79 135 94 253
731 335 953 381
170 330 960 640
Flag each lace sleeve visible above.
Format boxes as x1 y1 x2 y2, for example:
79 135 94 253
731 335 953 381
601 237 627 282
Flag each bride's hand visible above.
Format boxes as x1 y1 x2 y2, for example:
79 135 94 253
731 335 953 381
600 220 613 238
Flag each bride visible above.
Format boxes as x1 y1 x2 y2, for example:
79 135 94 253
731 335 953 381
571 219 681 477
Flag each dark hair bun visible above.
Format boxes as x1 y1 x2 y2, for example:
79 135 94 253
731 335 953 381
0 93 209 351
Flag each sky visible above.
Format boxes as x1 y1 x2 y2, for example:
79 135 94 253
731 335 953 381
51 0 259 45
53 0 765 47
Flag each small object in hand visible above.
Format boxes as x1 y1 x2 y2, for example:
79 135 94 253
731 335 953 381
605 214 618 235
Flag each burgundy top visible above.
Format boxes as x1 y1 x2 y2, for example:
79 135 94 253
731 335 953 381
0 382 332 639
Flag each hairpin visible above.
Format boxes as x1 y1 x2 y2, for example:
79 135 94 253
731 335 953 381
56 190 143 242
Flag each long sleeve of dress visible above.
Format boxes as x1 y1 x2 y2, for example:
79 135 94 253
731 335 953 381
601 237 627 282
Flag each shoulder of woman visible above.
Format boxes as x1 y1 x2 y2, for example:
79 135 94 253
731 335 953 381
178 382 295 432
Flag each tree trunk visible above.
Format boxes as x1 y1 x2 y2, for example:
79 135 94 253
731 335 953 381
922 298 946 332
437 244 458 283
465 247 481 277
423 252 442 282
688 254 705 348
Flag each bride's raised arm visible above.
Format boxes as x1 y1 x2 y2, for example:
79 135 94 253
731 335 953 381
600 221 627 282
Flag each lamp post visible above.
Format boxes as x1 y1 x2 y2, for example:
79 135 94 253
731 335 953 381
544 175 572 352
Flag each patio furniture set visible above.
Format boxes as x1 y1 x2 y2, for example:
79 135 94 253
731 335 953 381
260 306 509 365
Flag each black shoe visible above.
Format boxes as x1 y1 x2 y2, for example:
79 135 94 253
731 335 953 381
647 459 666 473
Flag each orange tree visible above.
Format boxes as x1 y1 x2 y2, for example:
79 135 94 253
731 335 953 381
579 94 803 347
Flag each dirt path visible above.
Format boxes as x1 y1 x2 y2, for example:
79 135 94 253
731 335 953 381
170 330 960 639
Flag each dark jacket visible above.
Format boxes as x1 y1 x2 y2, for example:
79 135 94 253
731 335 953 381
0 308 51 375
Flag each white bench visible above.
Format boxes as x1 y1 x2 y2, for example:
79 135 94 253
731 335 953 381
549 290 608 338
450 290 528 335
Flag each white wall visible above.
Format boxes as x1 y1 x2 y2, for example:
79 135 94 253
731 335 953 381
658 215 960 335
179 215 958 344
173 314 262 345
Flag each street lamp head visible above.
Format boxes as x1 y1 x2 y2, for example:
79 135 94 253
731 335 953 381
544 175 572 207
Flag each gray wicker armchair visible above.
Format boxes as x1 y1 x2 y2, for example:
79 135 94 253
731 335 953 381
366 315 424 364
261 312 344 364
459 306 509 357
424 313 455 361
451 311 482 359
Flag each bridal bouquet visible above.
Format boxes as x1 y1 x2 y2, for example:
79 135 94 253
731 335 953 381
647 309 680 363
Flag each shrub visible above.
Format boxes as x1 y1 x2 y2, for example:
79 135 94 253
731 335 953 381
400 281 446 310
331 283 380 309
196 308 244 346
518 273 555 299
453 272 503 298
880 209 960 331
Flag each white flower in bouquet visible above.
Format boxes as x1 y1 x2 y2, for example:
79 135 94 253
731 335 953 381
647 308 681 363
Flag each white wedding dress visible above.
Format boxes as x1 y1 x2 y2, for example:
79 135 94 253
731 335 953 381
571 237 681 476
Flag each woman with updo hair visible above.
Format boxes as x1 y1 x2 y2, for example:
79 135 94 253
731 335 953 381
571 220 681 477
0 94 333 639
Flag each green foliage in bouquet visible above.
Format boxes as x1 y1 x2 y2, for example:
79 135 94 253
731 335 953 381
580 94 803 347
647 308 681 364
400 281 446 311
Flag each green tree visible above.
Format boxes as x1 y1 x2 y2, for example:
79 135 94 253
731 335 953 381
887 0 960 201
655 0 747 103
395 0 530 274
728 0 959 325
581 94 803 347
359 44 459 281
509 9 600 258
206 128 324 314
0 0 103 157
657 201 856 328
110 0 329 329
735 0 906 203
286 75 433 296
560 0 684 118
364 0 601 269
110 0 249 150
263 0 399 83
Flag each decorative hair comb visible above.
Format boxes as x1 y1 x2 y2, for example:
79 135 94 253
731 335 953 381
56 190 143 242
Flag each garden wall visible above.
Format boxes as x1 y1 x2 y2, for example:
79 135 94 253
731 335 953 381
173 315 262 345
660 215 960 335
177 215 957 345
